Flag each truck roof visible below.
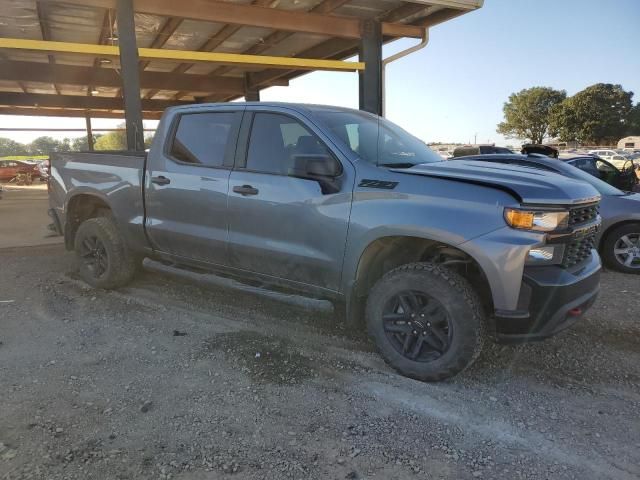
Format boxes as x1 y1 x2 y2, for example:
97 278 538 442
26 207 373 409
165 102 369 116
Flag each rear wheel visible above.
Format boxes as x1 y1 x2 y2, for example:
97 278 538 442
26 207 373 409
366 262 484 382
602 224 640 274
74 216 139 289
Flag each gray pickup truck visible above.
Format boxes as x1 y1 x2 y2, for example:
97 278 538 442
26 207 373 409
49 103 602 381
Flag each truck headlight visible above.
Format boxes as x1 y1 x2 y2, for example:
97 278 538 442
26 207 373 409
526 245 564 265
504 208 569 232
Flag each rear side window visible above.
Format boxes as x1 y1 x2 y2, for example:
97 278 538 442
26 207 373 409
170 112 236 167
570 158 599 176
246 113 332 175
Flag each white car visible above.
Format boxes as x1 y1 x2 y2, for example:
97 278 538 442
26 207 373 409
589 149 633 169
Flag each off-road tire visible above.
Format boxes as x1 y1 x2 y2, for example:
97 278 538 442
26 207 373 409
74 216 139 289
601 223 640 274
366 262 485 382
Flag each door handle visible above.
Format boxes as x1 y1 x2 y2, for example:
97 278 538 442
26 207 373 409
151 175 171 185
233 184 259 196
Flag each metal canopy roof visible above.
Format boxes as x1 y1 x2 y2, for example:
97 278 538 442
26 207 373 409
0 0 482 119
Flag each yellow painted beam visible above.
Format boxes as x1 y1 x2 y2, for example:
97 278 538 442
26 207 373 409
0 38 365 72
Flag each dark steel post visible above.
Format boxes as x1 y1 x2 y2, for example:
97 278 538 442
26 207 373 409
85 114 94 151
244 74 260 102
116 0 144 151
359 20 383 116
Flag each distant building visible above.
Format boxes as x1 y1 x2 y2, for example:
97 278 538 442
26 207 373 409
617 136 640 150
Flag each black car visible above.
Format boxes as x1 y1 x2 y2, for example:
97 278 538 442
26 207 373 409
452 144 513 157
521 144 559 158
561 155 638 192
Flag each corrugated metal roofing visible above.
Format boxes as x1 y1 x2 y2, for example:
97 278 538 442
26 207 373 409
0 0 482 117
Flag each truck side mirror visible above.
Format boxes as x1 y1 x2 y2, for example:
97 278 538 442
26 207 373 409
288 154 342 193
293 154 341 177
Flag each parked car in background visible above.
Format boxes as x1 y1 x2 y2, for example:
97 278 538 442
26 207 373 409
563 155 638 192
0 159 41 184
521 144 559 158
588 149 633 168
588 149 618 160
49 103 602 382
452 144 513 157
435 148 453 160
608 154 633 170
35 159 50 180
461 153 640 274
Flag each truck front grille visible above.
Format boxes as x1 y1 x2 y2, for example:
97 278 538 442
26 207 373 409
568 203 599 226
561 202 599 268
562 236 595 268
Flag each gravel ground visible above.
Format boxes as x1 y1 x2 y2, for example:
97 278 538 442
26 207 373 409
1 244 639 480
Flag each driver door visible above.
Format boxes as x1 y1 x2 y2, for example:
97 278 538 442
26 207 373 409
227 109 354 292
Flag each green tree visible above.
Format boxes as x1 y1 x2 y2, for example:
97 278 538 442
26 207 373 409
497 87 566 144
94 129 126 150
28 136 63 155
70 134 103 151
59 138 72 152
71 136 89 151
628 103 640 135
144 133 155 149
0 137 28 157
550 83 633 145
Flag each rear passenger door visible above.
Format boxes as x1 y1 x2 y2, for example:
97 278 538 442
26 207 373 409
227 109 354 292
145 108 242 265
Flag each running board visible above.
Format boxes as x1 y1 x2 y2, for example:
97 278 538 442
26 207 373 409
142 258 332 312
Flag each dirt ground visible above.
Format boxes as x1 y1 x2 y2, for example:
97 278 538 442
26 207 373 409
0 185 62 249
1 244 639 480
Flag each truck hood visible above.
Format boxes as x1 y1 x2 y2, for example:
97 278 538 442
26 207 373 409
393 160 601 205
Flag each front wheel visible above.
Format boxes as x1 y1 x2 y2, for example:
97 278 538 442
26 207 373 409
366 263 485 382
74 216 139 289
602 224 640 274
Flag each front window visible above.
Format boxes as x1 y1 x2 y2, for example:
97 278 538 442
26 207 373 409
245 112 334 175
314 109 442 167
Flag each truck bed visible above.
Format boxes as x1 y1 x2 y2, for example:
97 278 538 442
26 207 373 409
48 151 148 251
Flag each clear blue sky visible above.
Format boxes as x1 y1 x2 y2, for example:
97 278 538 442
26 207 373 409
3 0 640 145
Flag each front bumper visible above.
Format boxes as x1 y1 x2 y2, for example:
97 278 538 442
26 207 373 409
494 251 600 343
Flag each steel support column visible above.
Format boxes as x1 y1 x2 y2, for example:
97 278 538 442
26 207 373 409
85 114 94 151
116 0 144 151
359 20 383 116
244 74 260 102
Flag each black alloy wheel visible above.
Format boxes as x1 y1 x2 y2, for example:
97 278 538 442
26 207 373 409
74 216 139 289
382 290 452 362
78 234 109 279
366 262 484 382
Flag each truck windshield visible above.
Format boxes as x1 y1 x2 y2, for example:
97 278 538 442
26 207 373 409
314 110 442 167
